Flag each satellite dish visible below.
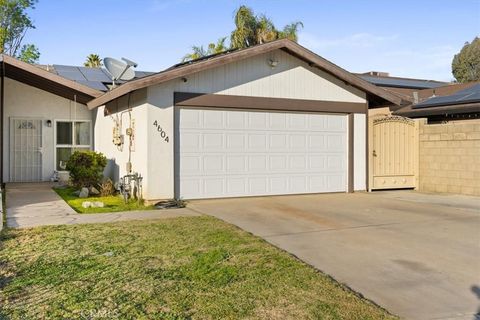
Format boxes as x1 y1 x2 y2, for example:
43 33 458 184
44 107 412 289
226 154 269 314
104 57 137 87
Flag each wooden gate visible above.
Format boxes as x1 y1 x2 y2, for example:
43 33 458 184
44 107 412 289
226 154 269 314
368 115 419 191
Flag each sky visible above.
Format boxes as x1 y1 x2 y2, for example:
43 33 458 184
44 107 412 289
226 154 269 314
24 0 480 81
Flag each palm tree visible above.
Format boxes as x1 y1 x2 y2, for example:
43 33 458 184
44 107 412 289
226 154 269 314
230 5 303 49
181 6 303 61
230 5 257 49
278 22 304 42
182 37 228 62
84 54 103 68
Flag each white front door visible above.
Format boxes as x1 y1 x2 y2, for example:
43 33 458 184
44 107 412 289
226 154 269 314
176 108 348 199
10 118 43 182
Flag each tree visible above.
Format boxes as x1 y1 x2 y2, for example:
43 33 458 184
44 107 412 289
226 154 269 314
18 43 38 63
452 37 480 83
84 53 103 68
182 37 228 62
182 5 303 61
230 5 303 49
0 0 40 63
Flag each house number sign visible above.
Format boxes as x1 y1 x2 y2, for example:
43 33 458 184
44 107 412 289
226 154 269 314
153 120 169 143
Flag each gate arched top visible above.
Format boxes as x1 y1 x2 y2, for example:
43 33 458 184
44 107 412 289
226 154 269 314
372 115 415 126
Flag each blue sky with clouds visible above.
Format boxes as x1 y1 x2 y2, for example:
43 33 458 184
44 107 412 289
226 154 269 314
24 0 479 81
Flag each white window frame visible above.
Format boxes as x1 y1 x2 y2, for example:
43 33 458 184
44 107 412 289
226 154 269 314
54 119 92 172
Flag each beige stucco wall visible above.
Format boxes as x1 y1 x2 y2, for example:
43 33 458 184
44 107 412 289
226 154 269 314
96 49 368 200
3 78 92 182
418 119 480 196
94 89 149 193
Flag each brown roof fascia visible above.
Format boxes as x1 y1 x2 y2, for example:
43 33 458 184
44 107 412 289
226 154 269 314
1 54 102 104
87 39 403 109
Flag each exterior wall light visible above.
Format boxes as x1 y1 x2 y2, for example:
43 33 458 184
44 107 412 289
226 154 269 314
268 59 279 68
46 120 52 127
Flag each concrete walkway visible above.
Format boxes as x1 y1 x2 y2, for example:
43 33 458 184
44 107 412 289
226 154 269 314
5 183 200 228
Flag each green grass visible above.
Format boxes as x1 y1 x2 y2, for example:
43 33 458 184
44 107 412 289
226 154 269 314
53 187 154 214
0 216 396 319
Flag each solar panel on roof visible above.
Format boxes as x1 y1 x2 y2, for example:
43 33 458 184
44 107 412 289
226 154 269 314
359 75 446 89
75 80 108 91
79 67 111 82
413 83 480 108
52 64 155 91
56 69 87 81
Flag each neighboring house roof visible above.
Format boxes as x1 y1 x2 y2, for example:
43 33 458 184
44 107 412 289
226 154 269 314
0 54 102 104
87 39 405 109
356 73 451 105
357 74 448 89
394 82 480 118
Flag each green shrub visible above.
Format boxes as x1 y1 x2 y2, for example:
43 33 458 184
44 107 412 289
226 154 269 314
66 150 107 188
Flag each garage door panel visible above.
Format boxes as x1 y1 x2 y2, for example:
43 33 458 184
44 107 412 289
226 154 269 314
310 175 327 190
309 116 327 130
226 112 246 128
308 135 326 149
248 134 267 150
226 155 246 172
177 108 347 199
268 113 287 129
290 134 307 149
226 134 245 149
180 155 201 173
203 110 224 128
289 176 308 192
203 155 224 173
247 112 267 129
270 176 288 192
326 116 346 131
289 155 307 170
227 177 247 194
288 113 307 129
204 178 224 195
203 133 223 149
327 134 346 150
248 155 267 171
269 134 287 149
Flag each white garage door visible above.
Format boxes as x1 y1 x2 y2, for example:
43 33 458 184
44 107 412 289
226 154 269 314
176 108 347 199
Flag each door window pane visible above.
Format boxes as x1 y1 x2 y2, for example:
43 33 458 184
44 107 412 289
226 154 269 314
56 147 72 170
75 122 90 145
56 122 72 144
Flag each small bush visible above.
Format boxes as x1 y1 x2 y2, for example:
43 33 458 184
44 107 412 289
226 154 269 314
100 178 116 197
66 150 107 188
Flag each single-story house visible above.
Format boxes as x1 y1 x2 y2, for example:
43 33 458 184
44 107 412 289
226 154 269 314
87 40 407 201
0 39 406 201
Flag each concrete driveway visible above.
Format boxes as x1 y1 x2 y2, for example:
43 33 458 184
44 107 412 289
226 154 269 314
190 191 480 320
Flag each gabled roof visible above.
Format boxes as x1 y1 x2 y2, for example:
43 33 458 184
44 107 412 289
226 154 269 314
0 54 102 104
87 39 404 109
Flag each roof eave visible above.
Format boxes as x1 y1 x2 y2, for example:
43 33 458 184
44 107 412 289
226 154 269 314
394 102 480 117
1 54 103 103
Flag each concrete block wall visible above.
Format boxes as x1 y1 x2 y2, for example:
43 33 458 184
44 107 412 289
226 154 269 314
418 119 480 196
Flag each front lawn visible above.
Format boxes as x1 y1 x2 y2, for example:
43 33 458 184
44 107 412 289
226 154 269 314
0 216 396 319
53 187 154 213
